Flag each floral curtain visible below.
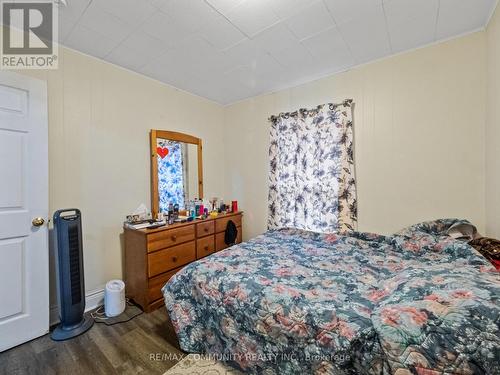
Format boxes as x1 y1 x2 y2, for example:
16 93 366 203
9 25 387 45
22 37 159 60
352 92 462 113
268 100 357 233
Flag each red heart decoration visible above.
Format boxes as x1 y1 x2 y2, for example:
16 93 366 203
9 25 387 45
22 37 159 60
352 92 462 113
157 147 169 159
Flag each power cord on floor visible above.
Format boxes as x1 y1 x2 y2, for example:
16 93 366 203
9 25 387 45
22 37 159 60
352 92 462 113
91 299 144 326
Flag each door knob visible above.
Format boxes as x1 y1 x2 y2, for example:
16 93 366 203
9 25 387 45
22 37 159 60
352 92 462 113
32 217 45 227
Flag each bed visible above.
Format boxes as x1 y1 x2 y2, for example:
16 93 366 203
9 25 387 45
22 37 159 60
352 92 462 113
162 219 500 374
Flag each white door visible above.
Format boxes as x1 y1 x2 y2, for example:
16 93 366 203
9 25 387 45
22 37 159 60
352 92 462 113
0 71 49 351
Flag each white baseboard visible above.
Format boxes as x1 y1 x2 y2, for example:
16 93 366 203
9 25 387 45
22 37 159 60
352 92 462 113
49 287 105 326
85 287 106 311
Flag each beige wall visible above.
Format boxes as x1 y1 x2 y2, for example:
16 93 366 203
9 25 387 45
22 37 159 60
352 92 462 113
486 5 500 238
16 47 225 303
224 32 487 239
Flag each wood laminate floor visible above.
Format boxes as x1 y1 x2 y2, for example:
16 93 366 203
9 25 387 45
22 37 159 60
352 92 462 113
0 307 183 375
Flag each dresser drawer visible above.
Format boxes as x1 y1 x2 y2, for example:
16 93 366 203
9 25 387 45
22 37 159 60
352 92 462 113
147 225 195 252
215 226 242 251
196 221 214 237
148 268 180 302
148 241 196 277
215 214 242 233
196 235 215 259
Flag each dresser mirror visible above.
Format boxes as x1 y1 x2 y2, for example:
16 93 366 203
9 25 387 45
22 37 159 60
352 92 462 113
150 130 203 217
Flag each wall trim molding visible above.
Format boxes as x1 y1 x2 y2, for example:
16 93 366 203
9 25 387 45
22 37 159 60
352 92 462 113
49 287 105 326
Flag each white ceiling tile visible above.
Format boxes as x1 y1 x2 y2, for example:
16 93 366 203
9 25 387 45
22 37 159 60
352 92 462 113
168 35 237 75
78 2 132 43
154 0 220 33
324 0 382 24
270 42 316 70
254 72 291 94
217 86 255 104
59 15 77 43
388 14 436 53
384 0 438 53
58 0 91 42
198 14 247 50
225 0 281 37
105 31 170 70
337 5 391 63
178 40 240 74
302 26 353 69
223 65 256 88
175 36 220 63
150 0 166 8
285 1 335 40
119 31 170 57
59 0 91 23
194 78 252 105
179 78 219 99
223 51 282 88
222 38 261 66
140 52 194 88
182 44 241 75
269 0 318 19
65 24 119 58
436 0 497 40
251 53 282 76
252 22 298 54
59 0 497 104
91 0 157 28
141 11 192 49
140 52 178 75
189 68 264 101
195 53 236 74
205 0 245 15
383 0 439 21
105 48 152 71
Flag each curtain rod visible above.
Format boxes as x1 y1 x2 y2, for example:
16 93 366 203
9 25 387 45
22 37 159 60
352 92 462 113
268 99 354 122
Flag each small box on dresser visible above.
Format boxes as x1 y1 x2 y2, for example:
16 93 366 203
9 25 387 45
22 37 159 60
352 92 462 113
124 211 243 312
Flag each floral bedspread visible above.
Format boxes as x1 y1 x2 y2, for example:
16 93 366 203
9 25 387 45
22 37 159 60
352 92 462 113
162 219 500 374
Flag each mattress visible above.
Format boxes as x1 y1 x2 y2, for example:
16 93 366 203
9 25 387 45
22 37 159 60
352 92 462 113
163 219 500 374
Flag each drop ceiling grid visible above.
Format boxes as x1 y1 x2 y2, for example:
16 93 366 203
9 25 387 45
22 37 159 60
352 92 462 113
59 0 498 104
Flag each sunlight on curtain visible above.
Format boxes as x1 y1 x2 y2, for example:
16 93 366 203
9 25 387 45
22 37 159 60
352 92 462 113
268 100 357 233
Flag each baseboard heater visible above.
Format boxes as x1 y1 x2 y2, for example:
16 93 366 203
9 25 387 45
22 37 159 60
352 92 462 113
51 209 94 341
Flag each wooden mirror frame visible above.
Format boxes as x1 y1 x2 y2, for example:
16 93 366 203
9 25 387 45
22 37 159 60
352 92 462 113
150 129 203 218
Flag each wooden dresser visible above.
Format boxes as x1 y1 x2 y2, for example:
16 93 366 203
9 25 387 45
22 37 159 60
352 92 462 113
124 211 243 312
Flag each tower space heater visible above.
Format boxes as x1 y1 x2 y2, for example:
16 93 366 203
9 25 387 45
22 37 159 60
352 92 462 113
51 209 94 341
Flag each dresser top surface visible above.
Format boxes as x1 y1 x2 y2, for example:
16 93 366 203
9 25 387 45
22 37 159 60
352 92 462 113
124 211 243 235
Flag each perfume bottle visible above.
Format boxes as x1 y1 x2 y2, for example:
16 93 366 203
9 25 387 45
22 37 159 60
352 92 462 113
173 203 179 220
168 203 174 225
195 199 200 217
190 200 196 218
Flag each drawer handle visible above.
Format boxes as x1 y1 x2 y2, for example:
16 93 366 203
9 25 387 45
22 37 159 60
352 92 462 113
172 256 178 262
171 235 177 241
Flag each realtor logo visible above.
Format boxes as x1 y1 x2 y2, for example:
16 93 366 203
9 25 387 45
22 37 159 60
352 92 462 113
1 0 58 69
